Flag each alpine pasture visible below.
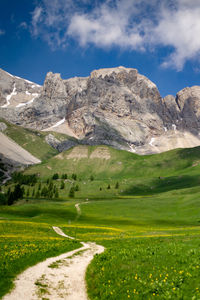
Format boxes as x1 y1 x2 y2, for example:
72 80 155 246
1 145 200 299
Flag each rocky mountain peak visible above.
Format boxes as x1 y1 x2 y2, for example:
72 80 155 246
90 66 136 78
42 72 67 99
1 66 200 155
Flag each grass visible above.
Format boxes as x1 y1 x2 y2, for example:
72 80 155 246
1 144 200 298
87 236 200 299
0 118 75 161
0 220 81 298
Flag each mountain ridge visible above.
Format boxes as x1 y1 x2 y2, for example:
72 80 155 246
0 66 200 155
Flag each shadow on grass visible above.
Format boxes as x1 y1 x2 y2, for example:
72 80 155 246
123 175 200 196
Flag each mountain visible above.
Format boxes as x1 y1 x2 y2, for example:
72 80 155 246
1 66 200 155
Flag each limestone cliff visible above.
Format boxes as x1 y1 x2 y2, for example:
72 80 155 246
1 66 200 154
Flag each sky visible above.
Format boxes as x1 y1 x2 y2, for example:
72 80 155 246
1 0 200 97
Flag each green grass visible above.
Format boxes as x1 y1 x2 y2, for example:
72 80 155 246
87 236 200 300
0 118 72 160
2 144 200 298
0 220 81 298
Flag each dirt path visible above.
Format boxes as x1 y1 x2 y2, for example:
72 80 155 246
75 201 88 220
3 206 104 300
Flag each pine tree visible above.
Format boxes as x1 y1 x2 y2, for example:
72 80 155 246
26 189 30 197
69 187 75 198
60 181 65 189
72 173 77 180
107 184 111 189
115 182 119 189
41 186 48 197
54 189 59 199
74 184 79 191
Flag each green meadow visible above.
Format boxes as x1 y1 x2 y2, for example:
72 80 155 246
1 144 200 299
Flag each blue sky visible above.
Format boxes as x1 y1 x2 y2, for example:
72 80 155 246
1 0 200 97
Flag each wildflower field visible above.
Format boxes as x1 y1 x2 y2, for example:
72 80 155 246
1 145 200 299
0 220 80 298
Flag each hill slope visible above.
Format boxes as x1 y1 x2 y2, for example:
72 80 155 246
25 144 200 198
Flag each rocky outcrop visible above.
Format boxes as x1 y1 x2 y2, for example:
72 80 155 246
1 66 200 154
0 68 42 110
0 122 7 132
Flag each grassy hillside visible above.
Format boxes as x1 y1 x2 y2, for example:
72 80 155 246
0 118 65 160
24 144 200 198
1 144 200 299
25 144 200 177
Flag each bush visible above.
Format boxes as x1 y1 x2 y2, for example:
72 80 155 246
62 174 68 179
52 173 59 180
72 173 77 181
0 193 7 205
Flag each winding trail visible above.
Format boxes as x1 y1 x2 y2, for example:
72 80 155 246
3 203 104 300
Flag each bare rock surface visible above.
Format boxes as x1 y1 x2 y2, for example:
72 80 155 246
1 66 200 154
0 132 41 165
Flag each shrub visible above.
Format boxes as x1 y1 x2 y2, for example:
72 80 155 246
52 173 59 180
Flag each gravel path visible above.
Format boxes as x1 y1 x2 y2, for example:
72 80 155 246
3 205 104 300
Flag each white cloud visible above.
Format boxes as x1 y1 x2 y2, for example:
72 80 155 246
30 0 200 70
19 22 28 30
152 2 200 70
0 29 5 36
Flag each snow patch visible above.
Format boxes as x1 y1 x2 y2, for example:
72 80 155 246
51 118 66 128
25 91 31 95
164 127 167 132
127 143 136 153
16 93 39 108
149 138 155 147
1 83 17 108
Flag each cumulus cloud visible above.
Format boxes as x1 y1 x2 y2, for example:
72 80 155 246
30 0 200 70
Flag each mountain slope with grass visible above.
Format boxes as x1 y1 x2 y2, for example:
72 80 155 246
23 144 200 200
0 118 81 166
1 142 200 299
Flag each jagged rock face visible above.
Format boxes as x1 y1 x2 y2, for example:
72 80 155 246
176 86 200 134
65 67 166 148
1 66 200 154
